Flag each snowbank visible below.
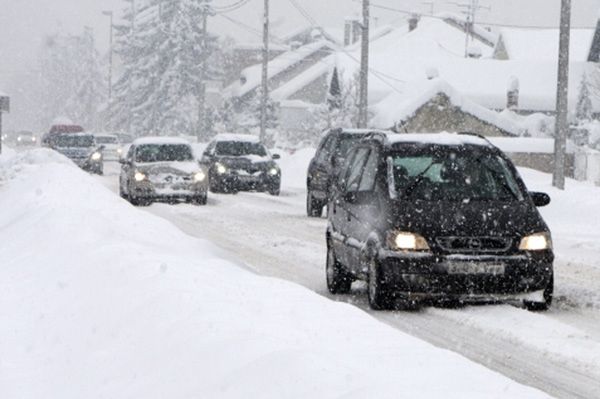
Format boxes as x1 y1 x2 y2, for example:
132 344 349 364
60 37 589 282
277 147 315 189
0 149 549 398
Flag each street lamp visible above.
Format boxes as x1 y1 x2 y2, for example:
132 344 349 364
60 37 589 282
102 10 114 104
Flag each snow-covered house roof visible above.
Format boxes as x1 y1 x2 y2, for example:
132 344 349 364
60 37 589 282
372 78 523 136
493 28 595 62
224 40 335 100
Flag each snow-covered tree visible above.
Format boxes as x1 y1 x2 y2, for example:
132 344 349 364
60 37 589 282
576 73 593 124
38 31 106 130
110 0 219 137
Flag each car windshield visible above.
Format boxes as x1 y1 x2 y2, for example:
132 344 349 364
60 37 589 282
54 135 94 148
387 147 524 202
95 136 118 144
135 144 193 163
215 141 267 157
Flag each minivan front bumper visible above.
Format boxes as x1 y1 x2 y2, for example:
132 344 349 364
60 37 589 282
376 250 553 298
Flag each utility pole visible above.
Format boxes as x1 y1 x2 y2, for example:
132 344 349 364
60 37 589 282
198 1 212 142
449 0 490 57
0 93 7 154
423 1 435 15
102 11 114 111
260 0 270 142
357 0 370 129
553 0 571 190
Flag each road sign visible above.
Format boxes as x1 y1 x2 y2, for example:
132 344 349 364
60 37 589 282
0 95 9 113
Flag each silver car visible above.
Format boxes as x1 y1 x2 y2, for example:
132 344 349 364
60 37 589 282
119 137 208 206
94 134 122 161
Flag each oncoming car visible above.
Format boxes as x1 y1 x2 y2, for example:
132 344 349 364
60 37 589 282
201 134 281 195
119 137 208 206
16 131 37 146
326 132 554 311
94 134 122 161
52 133 104 174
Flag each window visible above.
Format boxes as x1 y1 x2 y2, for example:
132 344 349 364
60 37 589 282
215 141 267 157
345 148 370 193
316 135 336 163
386 149 525 201
358 149 378 192
135 144 194 163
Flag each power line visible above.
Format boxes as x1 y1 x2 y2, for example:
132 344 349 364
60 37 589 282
364 1 596 29
213 0 252 14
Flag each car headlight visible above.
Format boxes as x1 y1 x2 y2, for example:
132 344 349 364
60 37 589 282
193 171 206 182
134 171 146 182
91 152 102 161
215 163 227 175
519 232 552 251
17 137 22 142
268 167 279 176
387 231 430 251
117 148 123 154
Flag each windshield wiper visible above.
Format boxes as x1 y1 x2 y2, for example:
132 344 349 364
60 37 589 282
402 161 437 199
473 157 521 201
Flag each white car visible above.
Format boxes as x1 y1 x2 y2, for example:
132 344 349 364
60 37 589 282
94 134 122 161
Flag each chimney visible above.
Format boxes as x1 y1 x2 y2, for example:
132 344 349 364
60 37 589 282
409 14 420 32
507 76 520 110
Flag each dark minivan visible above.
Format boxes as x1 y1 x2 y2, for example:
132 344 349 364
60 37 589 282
326 132 553 311
307 128 387 217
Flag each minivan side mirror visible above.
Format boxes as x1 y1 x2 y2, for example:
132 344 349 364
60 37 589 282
272 153 281 160
530 192 550 207
344 191 371 204
119 158 130 165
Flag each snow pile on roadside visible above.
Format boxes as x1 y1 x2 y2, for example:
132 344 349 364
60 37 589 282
0 149 549 399
277 147 315 189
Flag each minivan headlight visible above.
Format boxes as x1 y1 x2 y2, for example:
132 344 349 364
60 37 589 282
91 152 102 161
387 231 430 251
134 171 147 182
519 232 552 251
215 162 227 175
193 171 206 182
268 167 279 176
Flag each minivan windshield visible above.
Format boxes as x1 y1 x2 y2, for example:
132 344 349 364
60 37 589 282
135 144 194 163
95 136 119 144
54 135 95 148
215 141 267 157
387 148 524 202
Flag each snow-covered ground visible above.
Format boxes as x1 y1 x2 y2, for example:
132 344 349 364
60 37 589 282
0 149 555 398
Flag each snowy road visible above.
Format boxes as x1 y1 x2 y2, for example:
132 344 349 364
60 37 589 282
98 164 600 399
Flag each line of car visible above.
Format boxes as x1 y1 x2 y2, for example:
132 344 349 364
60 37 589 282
309 128 554 311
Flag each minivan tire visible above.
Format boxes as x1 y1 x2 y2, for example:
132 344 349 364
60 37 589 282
368 258 393 310
326 242 352 294
307 191 323 217
524 274 553 311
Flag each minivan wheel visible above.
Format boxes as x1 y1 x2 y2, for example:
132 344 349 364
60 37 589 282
326 243 352 294
524 274 553 311
367 258 392 310
307 191 323 217
191 194 207 206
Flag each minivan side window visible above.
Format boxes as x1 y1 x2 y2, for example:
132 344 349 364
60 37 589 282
345 148 370 193
358 148 378 192
316 135 335 163
126 145 135 161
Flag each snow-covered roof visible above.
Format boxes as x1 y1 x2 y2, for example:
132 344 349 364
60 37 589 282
385 132 492 147
133 137 192 146
213 133 261 143
226 40 335 99
494 28 595 62
234 42 290 52
372 78 523 135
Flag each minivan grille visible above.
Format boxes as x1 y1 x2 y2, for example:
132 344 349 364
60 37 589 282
436 237 512 253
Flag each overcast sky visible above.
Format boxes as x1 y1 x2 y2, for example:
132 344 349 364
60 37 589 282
0 0 598 105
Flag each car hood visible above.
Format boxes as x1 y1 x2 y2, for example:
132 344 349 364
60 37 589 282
136 161 200 176
390 200 548 238
216 155 275 170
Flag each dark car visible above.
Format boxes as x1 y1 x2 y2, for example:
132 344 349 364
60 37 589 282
52 133 104 174
119 137 208 206
41 124 85 147
307 128 388 217
326 132 554 311
201 134 281 195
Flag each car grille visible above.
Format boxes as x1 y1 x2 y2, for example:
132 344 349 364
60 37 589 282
435 236 512 253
